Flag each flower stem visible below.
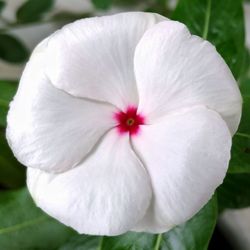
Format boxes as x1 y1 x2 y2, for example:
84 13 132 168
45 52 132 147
154 233 162 250
202 0 212 39
236 132 250 139
97 236 103 250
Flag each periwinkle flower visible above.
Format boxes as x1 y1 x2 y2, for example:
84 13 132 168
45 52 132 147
7 12 242 236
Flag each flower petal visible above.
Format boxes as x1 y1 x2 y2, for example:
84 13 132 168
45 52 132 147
7 39 117 173
45 12 166 110
27 130 152 236
131 106 231 233
134 21 242 135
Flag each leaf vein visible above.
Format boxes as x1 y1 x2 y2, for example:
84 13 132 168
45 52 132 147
202 0 211 39
0 216 48 235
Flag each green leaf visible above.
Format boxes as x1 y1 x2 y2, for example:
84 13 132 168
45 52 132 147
172 0 245 79
92 0 112 10
59 235 100 250
227 44 250 173
68 196 216 250
160 195 217 250
0 188 76 249
0 81 25 189
0 34 29 63
217 173 250 211
229 96 250 173
240 74 250 96
113 0 144 7
16 0 54 23
238 48 250 85
0 129 25 189
51 11 91 23
102 232 156 250
0 80 17 127
239 48 250 93
0 1 5 13
144 0 170 16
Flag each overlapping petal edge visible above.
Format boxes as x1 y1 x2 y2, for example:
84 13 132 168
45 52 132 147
6 12 242 235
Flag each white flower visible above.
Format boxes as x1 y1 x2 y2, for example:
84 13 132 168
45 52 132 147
7 12 242 236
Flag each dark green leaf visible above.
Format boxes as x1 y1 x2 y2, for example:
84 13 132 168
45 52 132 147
217 173 250 211
240 74 250 96
227 43 250 173
0 34 29 63
102 232 156 250
160 196 217 250
113 0 146 7
59 235 100 250
238 48 250 85
0 1 5 13
145 0 170 16
0 81 25 189
238 48 250 94
0 129 25 189
16 0 54 23
0 80 17 127
92 0 112 10
172 0 245 79
51 11 91 23
0 188 76 249
229 96 250 173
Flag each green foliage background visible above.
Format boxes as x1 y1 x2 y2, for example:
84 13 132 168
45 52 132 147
0 0 249 249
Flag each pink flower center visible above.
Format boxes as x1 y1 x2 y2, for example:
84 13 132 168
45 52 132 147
114 106 145 136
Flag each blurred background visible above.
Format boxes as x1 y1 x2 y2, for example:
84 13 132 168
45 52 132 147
0 0 250 249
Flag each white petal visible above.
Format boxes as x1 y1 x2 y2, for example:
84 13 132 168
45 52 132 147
131 106 231 233
134 21 242 135
7 38 116 173
27 130 152 236
45 12 166 110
